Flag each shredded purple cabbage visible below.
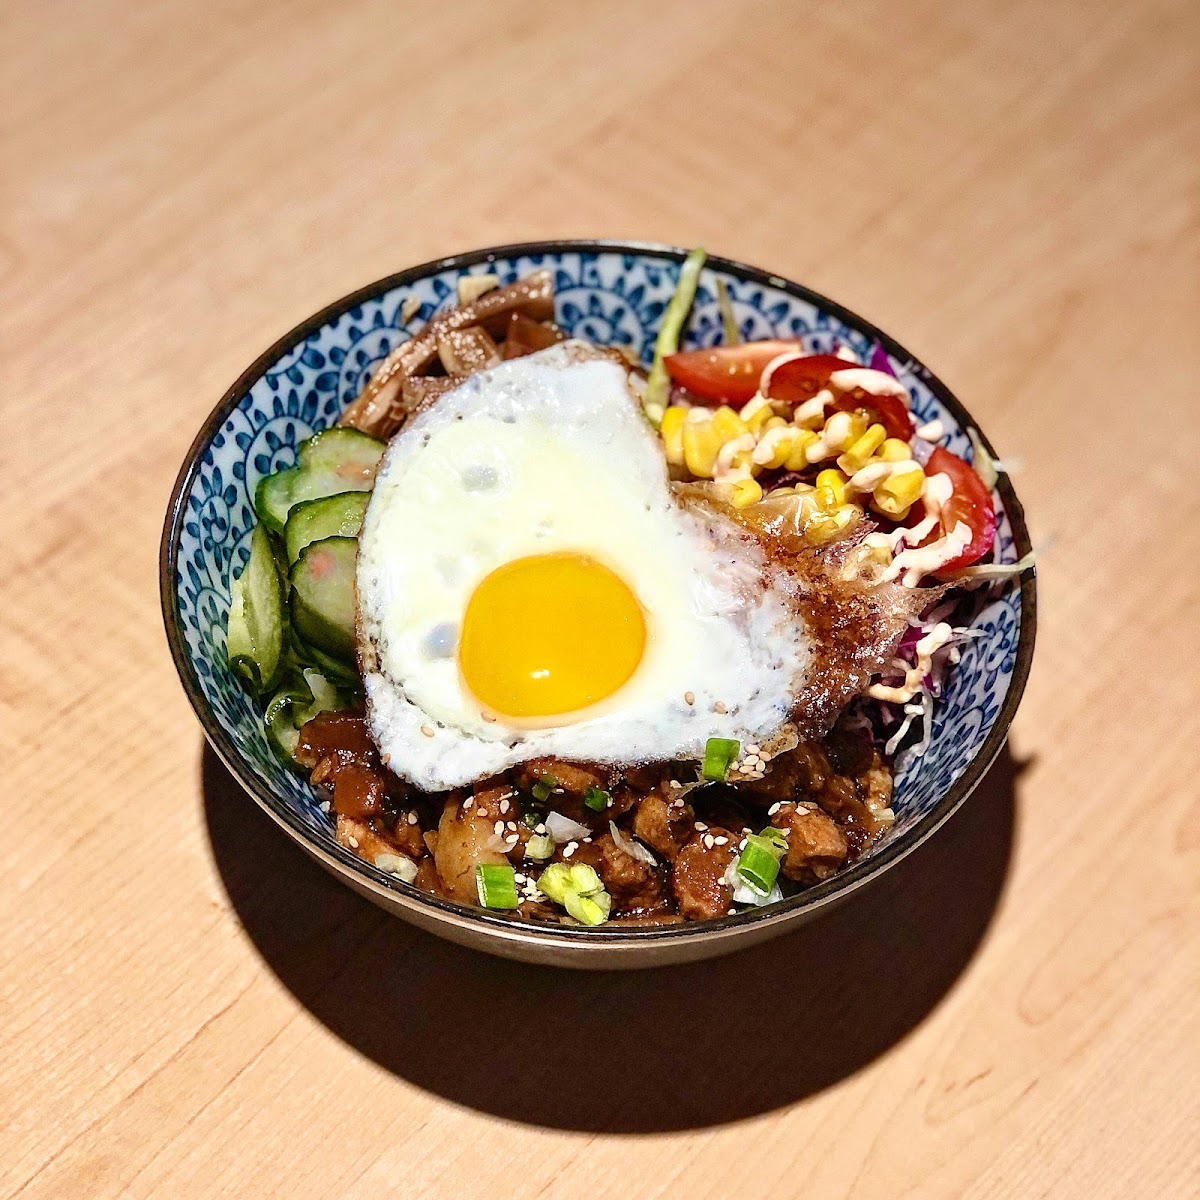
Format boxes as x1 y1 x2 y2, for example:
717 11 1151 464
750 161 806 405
869 341 897 377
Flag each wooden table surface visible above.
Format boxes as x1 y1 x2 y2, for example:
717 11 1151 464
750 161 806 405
4 0 1198 1196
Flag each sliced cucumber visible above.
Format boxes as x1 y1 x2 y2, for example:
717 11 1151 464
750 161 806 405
300 427 386 474
254 428 385 534
227 523 285 694
289 629 361 686
255 467 302 534
290 536 358 659
284 491 371 564
263 667 351 769
264 679 311 766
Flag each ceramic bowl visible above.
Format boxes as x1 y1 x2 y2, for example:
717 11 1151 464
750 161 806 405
161 240 1036 969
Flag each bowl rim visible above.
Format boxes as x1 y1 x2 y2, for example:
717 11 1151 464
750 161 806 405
160 238 1037 950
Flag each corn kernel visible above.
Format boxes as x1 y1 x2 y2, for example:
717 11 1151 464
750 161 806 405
879 437 911 462
715 434 759 481
874 467 926 518
764 415 788 431
682 412 724 478
738 395 775 434
711 406 749 443
784 429 819 470
729 477 764 508
837 423 887 474
815 468 848 510
836 411 870 450
660 406 687 466
794 392 829 430
753 425 798 469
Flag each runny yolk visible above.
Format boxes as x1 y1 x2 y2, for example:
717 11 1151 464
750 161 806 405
459 552 646 720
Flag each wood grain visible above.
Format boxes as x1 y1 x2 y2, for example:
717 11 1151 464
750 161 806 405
3 0 1198 1196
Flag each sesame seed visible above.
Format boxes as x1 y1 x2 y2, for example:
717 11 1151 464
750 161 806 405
481 711 497 723
767 802 781 816
505 834 519 846
535 823 547 835
318 800 331 813
407 812 419 825
714 701 728 714
684 691 695 705
348 837 359 849
745 743 760 754
563 842 577 858
494 820 504 836
420 724 435 738
506 821 517 832
714 836 728 845
514 873 526 884
727 908 737 916
703 834 715 849
476 807 487 817
695 821 708 832
499 799 510 815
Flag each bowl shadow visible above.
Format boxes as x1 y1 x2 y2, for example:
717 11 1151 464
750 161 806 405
201 744 1023 1132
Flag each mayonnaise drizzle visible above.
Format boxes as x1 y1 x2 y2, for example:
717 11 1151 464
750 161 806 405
867 621 956 703
828 367 910 399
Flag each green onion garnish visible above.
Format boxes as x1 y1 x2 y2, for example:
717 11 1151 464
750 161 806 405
565 888 612 926
475 862 519 909
643 247 706 426
702 736 741 781
537 863 610 925
536 862 572 904
525 833 554 861
531 775 557 802
538 862 603 903
522 810 541 829
760 827 788 855
735 833 783 896
584 786 610 812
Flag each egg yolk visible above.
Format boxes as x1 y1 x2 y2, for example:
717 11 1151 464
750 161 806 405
459 552 646 719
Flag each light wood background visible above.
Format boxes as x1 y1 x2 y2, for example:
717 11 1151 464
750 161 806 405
3 0 1198 1196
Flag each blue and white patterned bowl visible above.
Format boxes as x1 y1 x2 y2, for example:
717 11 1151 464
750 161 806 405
161 241 1036 969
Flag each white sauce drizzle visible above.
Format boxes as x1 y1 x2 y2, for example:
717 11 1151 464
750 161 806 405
867 623 955 703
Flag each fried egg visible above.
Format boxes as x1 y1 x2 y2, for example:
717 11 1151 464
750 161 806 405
356 342 814 791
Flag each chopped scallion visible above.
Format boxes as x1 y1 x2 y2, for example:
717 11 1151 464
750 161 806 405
536 862 608 924
565 888 612 926
536 862 573 904
522 810 541 829
584 786 610 812
735 834 783 896
475 862 518 909
702 736 741 781
525 833 555 861
531 775 557 802
760 827 788 855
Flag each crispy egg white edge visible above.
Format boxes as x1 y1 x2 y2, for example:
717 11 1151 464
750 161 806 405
356 343 814 791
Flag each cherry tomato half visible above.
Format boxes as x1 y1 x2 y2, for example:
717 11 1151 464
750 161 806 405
664 340 804 405
925 446 997 574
